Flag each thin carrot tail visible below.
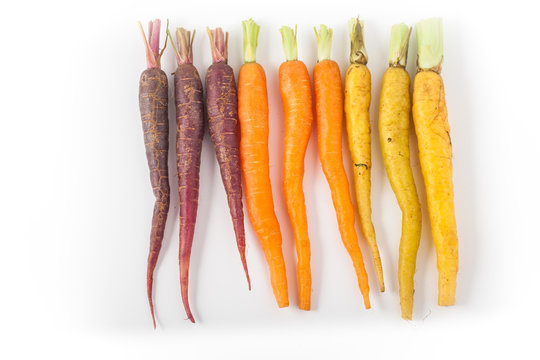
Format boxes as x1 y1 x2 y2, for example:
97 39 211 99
146 198 169 329
147 259 157 329
234 234 251 290
350 251 371 309
238 245 251 290
180 259 195 323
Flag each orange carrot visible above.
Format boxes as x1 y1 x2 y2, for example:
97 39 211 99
238 19 289 307
278 25 313 310
313 25 370 308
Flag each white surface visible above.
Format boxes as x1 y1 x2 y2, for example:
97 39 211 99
1 0 539 358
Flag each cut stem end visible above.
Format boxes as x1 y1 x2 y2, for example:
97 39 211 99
348 18 368 65
388 23 411 67
416 17 443 72
207 27 228 64
279 25 298 61
139 19 169 69
242 19 260 63
314 25 333 62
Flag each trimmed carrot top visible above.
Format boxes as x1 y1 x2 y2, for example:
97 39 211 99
416 18 443 73
279 26 298 61
348 18 367 65
388 23 412 67
314 25 333 62
206 27 229 64
168 28 195 66
242 19 260 63
138 19 169 69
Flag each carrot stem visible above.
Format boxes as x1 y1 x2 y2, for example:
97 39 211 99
416 18 443 72
279 26 298 61
348 18 368 65
168 28 195 66
139 19 168 69
389 24 412 67
314 25 333 62
242 19 260 63
206 27 228 64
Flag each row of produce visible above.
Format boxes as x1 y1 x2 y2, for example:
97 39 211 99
137 17 458 326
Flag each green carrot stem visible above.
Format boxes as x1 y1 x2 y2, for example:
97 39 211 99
388 23 412 67
416 17 443 72
314 25 333 62
242 19 260 63
348 18 367 65
279 25 298 61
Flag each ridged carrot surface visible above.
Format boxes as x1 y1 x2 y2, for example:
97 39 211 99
169 27 204 323
314 25 370 308
344 19 384 292
379 24 421 319
238 20 288 307
412 18 458 306
279 26 313 310
138 19 170 328
205 27 251 288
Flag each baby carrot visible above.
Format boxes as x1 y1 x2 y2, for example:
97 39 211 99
314 25 370 309
379 24 421 319
168 27 204 323
278 25 313 310
344 18 384 292
412 18 458 306
138 19 170 328
238 19 288 307
205 27 251 288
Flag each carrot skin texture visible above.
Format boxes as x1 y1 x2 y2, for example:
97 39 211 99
279 60 313 310
139 68 170 328
344 63 385 292
205 62 250 287
314 60 370 308
238 62 289 308
412 70 458 306
379 66 422 319
174 64 204 323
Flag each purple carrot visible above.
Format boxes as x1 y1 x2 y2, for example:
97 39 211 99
168 27 204 323
205 27 251 289
138 19 170 328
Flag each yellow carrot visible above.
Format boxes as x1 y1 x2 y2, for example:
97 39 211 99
412 18 458 306
379 24 421 319
344 18 384 292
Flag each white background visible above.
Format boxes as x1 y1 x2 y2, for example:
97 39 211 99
1 0 539 358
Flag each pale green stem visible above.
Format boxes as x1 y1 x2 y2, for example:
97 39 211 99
314 25 333 62
388 23 411 67
348 18 368 65
416 17 443 72
242 19 260 63
279 25 298 61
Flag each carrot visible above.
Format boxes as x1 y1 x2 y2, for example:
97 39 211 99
238 19 288 307
412 18 458 306
205 27 251 288
278 25 313 310
313 25 370 309
138 19 170 328
344 18 384 292
168 27 204 323
379 24 422 319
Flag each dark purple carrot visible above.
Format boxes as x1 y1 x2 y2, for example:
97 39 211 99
168 27 204 323
205 27 250 288
138 19 170 328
